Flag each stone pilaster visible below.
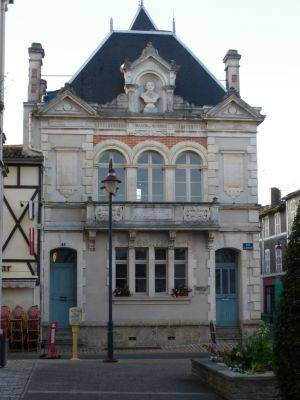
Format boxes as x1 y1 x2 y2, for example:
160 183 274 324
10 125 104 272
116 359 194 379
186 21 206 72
167 231 176 293
128 230 136 294
207 232 216 322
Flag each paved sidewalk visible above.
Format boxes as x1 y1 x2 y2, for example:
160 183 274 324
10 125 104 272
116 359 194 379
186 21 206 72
0 360 35 400
22 359 221 400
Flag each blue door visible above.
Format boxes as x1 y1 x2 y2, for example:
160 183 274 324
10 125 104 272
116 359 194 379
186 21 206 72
216 262 238 326
50 249 77 329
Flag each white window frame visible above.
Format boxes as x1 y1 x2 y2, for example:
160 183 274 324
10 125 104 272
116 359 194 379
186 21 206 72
174 248 188 289
274 212 281 235
136 151 164 202
264 216 270 238
97 150 126 201
154 248 167 294
135 248 148 294
264 249 270 274
175 152 202 202
115 248 128 289
275 247 282 272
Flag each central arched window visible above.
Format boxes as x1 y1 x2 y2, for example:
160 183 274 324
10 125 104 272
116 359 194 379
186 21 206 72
98 150 126 201
136 151 164 202
175 151 202 202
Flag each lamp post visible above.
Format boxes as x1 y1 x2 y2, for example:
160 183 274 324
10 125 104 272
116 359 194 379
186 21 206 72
101 159 121 363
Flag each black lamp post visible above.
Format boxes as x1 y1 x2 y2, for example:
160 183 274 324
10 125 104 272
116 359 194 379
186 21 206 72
101 159 121 363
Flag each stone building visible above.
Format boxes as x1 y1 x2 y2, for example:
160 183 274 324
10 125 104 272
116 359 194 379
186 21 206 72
260 187 300 320
23 3 265 347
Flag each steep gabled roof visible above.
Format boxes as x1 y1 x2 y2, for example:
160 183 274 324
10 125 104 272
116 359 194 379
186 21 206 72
130 4 158 31
46 7 226 107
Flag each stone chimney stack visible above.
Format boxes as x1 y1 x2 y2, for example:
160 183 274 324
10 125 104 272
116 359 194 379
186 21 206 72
223 49 241 95
27 43 45 102
270 187 281 206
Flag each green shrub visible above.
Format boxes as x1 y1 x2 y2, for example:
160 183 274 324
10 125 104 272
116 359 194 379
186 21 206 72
273 204 300 400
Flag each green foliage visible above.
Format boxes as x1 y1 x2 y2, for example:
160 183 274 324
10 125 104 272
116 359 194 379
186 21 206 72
212 323 273 373
113 286 131 297
273 203 300 400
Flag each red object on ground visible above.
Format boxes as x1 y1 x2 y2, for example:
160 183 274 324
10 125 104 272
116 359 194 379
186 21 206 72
29 228 35 255
40 322 60 359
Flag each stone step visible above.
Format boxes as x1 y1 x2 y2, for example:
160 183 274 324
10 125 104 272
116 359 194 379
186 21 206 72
216 327 241 340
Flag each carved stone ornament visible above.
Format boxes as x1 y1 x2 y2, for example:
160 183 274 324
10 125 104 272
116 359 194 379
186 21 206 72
207 232 215 250
95 206 124 222
88 230 97 251
183 207 210 222
140 81 160 113
168 230 176 249
128 230 137 249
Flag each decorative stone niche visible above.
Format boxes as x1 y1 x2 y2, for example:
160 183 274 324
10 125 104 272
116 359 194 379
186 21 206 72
120 42 179 114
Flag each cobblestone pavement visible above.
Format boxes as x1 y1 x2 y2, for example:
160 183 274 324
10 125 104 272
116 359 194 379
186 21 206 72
22 359 222 400
0 360 35 400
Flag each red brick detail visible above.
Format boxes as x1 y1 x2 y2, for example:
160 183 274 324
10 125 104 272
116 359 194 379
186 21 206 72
93 135 207 149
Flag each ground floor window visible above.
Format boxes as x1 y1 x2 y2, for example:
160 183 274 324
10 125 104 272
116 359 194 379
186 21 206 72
174 248 187 289
264 285 275 316
114 247 188 295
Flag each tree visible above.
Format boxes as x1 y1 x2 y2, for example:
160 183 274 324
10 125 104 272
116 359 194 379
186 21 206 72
273 203 300 399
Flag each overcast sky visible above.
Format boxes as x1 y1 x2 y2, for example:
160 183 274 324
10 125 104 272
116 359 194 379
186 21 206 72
3 0 300 205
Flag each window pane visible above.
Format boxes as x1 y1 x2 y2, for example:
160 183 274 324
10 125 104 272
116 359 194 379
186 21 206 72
152 168 163 181
138 152 148 164
152 193 164 202
114 168 125 201
116 279 127 289
155 264 166 278
175 248 186 260
176 153 186 164
137 168 148 181
136 279 146 293
175 169 186 182
190 169 201 182
175 264 186 278
222 270 229 294
155 279 166 293
216 269 221 295
229 269 236 294
155 248 166 260
135 248 147 260
153 182 163 195
191 182 201 198
116 248 127 260
116 264 127 278
136 182 148 201
175 278 186 289
135 264 146 278
151 152 163 164
189 152 201 165
99 151 110 163
112 151 125 164
175 182 186 199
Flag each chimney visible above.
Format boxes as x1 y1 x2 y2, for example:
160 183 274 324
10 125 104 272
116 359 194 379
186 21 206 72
27 43 45 102
223 49 241 95
270 187 281 206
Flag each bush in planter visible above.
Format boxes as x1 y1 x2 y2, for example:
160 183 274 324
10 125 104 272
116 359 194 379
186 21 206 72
113 286 131 297
273 204 300 400
171 286 191 297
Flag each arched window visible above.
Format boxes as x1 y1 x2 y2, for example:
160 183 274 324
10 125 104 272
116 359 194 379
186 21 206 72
175 151 201 202
98 150 126 201
136 151 164 202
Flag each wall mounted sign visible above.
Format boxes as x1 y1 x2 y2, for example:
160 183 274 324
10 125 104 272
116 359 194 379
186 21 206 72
243 243 254 250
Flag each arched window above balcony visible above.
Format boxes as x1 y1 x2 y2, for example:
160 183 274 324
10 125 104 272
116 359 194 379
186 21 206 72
175 151 202 202
136 151 164 202
98 150 126 201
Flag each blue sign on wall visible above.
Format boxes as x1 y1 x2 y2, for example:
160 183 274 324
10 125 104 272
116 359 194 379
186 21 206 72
243 243 254 250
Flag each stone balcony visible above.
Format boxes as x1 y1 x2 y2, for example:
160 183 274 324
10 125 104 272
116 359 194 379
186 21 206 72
85 201 219 231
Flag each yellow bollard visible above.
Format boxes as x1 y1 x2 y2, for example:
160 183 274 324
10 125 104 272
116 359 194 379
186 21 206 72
71 325 80 361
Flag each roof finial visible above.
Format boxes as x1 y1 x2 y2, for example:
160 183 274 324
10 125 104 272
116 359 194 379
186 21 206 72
172 14 176 34
139 0 144 7
110 17 113 32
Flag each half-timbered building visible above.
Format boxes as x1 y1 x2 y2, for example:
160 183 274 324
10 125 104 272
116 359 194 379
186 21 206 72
20 3 264 348
2 145 42 309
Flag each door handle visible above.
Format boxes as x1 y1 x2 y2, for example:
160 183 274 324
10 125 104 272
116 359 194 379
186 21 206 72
59 296 67 302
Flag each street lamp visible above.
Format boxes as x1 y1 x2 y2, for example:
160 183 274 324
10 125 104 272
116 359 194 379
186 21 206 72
101 159 121 363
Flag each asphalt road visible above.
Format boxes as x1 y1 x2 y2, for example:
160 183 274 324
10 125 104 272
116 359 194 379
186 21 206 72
23 359 221 400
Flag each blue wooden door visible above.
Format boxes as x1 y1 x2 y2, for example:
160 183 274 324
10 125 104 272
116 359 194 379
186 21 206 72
50 262 77 329
216 262 238 326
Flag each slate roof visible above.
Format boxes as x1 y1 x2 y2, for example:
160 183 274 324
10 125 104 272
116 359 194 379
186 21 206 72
46 5 225 107
3 145 43 162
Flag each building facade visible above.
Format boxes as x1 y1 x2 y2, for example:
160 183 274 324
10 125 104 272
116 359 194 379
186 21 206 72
23 4 264 347
0 0 14 331
260 187 300 320
2 145 43 310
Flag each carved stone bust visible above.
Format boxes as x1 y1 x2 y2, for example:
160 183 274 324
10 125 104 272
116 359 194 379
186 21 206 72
140 81 160 113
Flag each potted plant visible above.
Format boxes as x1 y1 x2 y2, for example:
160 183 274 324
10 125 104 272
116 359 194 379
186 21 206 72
171 286 191 297
113 286 132 297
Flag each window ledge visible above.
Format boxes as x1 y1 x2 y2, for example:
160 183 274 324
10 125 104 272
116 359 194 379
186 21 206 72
113 296 191 305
